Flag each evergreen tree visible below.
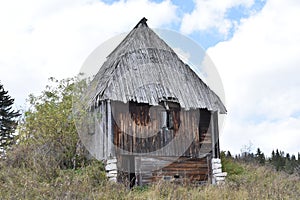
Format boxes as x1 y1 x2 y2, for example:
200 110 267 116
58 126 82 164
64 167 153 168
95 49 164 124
272 149 286 171
0 82 20 149
286 153 290 161
291 155 296 161
297 153 300 175
226 150 232 158
255 148 265 165
271 150 275 161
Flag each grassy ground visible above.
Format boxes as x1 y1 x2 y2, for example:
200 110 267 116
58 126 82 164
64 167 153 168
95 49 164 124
1 156 299 200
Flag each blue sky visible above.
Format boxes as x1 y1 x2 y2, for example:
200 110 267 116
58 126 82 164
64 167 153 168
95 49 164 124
100 0 267 49
0 0 299 156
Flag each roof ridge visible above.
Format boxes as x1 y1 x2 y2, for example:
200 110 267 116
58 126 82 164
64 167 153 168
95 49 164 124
134 17 148 28
85 18 226 113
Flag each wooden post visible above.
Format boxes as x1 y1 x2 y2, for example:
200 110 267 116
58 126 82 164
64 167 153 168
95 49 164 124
136 156 142 186
213 112 220 159
129 156 136 188
207 153 212 184
210 111 215 158
107 100 114 158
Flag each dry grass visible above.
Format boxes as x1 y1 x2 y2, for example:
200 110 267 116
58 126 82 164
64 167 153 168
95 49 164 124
1 157 299 200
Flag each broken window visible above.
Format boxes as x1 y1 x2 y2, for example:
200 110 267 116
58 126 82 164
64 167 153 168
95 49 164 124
160 101 180 131
129 101 151 126
199 109 211 142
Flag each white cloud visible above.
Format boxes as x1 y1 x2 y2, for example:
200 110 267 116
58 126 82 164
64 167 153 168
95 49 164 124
208 0 300 155
0 0 178 107
2 0 299 156
220 117 300 157
180 0 255 36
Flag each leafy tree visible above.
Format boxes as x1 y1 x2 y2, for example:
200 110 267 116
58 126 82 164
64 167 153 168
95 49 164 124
0 82 20 149
239 141 256 163
14 77 89 173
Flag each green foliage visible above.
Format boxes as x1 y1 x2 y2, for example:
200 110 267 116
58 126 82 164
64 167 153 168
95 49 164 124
0 76 110 199
235 148 300 175
221 151 245 176
16 77 79 170
1 76 300 199
0 82 20 149
272 149 285 171
0 159 109 199
1 156 300 199
255 148 265 165
226 150 232 158
4 77 92 177
269 149 300 174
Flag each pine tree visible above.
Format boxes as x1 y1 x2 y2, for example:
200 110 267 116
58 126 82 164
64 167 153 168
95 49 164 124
256 148 262 156
286 153 290 161
226 150 232 158
272 149 286 171
271 150 275 161
255 148 265 165
0 82 20 149
291 154 296 161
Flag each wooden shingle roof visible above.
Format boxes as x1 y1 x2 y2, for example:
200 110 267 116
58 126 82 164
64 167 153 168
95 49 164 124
85 18 226 114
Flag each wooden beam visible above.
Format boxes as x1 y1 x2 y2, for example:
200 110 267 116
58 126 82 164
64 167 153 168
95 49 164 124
107 100 114 158
210 111 215 158
213 112 220 158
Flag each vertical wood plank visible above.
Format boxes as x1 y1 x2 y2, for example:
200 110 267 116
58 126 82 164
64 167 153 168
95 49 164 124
211 111 215 158
107 100 114 157
132 113 136 153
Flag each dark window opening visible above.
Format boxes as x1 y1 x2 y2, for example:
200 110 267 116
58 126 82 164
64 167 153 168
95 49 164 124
129 172 136 188
174 174 180 179
160 101 180 131
199 109 211 142
166 111 173 129
129 101 151 126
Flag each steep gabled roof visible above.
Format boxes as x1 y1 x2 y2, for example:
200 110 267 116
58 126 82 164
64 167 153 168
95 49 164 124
85 18 226 113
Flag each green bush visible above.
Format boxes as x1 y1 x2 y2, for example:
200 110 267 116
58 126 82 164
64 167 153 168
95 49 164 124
221 152 245 176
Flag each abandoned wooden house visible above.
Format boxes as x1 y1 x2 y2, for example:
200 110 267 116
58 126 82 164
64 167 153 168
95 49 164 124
80 17 227 187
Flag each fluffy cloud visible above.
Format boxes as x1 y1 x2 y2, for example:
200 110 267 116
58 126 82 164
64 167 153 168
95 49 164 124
0 0 178 107
208 0 300 155
180 0 255 36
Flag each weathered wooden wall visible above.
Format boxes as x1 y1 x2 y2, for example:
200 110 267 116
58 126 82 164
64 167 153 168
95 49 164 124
151 156 211 184
88 100 219 186
117 155 211 186
82 100 114 160
111 101 212 157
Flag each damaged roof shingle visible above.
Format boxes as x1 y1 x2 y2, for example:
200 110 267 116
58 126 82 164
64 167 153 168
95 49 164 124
84 18 227 114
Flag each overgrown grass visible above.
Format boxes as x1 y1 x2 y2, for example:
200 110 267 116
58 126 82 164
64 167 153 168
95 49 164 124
1 155 299 199
2 77 298 199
